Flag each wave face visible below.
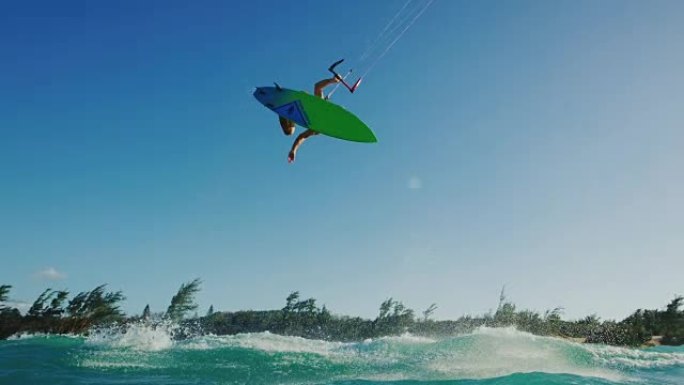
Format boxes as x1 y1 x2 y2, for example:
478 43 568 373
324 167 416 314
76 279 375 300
1 326 682 385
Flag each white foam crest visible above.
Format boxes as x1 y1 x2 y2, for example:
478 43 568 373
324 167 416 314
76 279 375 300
8 332 52 340
8 332 80 340
78 358 159 370
586 343 684 369
425 327 626 382
345 332 440 369
367 332 437 345
86 321 175 352
150 331 352 357
224 332 347 355
471 325 543 338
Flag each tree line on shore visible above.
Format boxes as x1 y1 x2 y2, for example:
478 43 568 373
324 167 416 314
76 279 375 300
1 281 682 346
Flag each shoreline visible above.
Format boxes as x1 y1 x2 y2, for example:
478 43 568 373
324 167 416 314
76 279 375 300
643 335 662 347
561 335 664 348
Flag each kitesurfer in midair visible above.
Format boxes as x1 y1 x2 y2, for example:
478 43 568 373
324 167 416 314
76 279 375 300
280 75 341 163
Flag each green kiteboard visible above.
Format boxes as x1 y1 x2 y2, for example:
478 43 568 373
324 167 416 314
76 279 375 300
253 86 377 143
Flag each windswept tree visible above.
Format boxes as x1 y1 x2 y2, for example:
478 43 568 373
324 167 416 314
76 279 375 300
86 286 125 322
65 285 126 331
378 298 393 319
283 291 300 312
28 289 54 317
377 298 414 321
318 305 332 324
45 290 69 318
423 303 438 321
0 285 11 305
142 305 151 320
0 285 21 340
494 302 517 326
67 291 88 317
294 298 317 313
375 298 415 335
662 296 684 345
620 309 653 346
166 278 202 321
206 305 214 317
582 314 601 326
279 291 329 336
493 286 516 326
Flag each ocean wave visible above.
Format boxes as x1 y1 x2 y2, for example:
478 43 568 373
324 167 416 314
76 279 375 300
86 321 175 351
72 324 684 384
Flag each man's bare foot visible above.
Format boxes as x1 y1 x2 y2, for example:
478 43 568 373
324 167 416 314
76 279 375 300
288 151 296 163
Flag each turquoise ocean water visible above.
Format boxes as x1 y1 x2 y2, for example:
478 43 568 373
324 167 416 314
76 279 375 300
1 326 682 385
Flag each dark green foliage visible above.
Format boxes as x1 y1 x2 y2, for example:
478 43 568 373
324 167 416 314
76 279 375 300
27 289 54 317
65 285 125 327
0 283 125 338
0 308 21 340
65 285 125 322
283 291 300 312
373 298 415 336
0 285 22 339
48 291 69 318
662 296 684 345
622 310 653 346
0 285 10 304
24 289 71 334
61 285 125 333
581 296 683 347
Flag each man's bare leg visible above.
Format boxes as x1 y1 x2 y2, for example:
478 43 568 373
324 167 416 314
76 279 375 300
288 129 319 163
279 116 295 136
314 77 341 98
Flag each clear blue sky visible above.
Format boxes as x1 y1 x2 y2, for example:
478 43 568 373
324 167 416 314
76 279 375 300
1 0 682 321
